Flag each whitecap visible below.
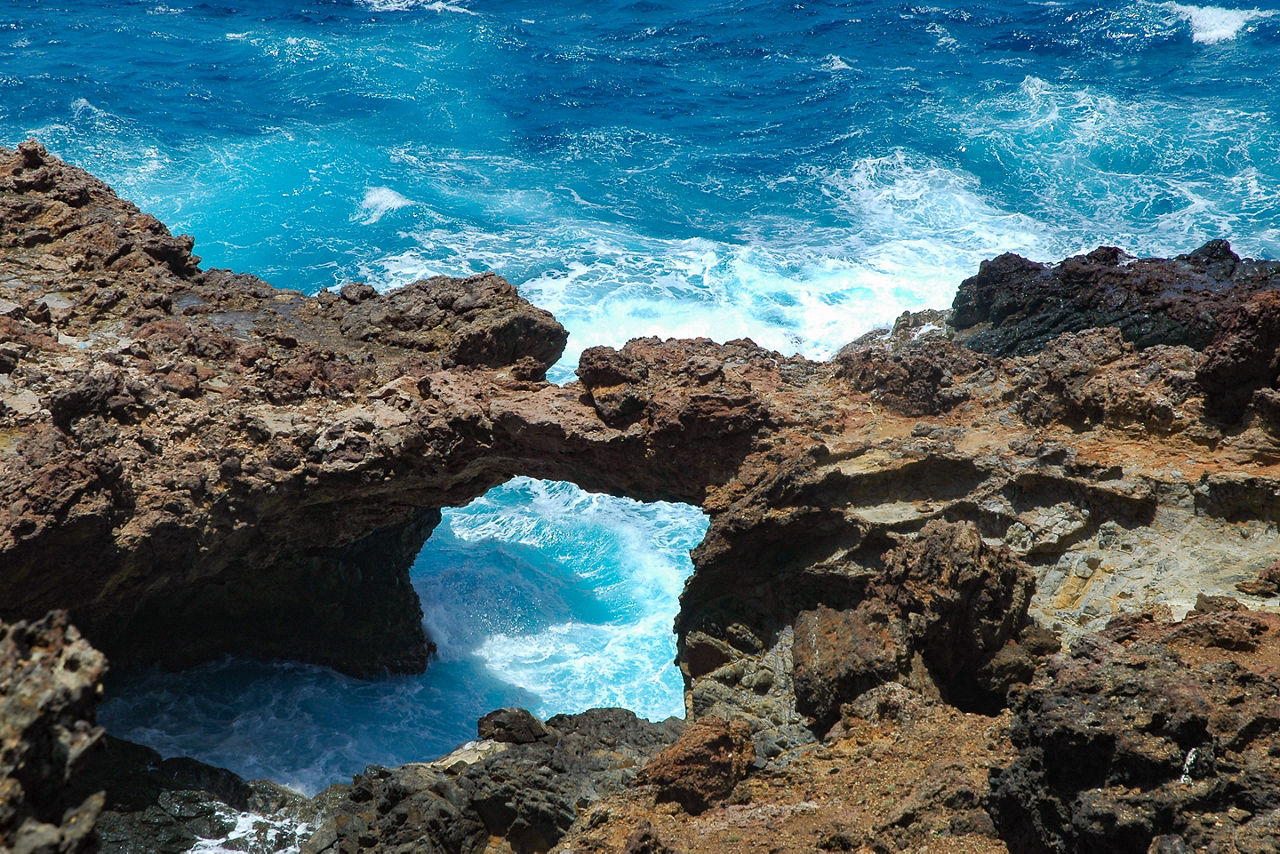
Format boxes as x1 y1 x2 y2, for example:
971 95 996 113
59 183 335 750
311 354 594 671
475 616 686 720
70 97 100 117
822 54 852 71
356 186 417 224
351 147 1059 381
955 75 1280 258
1163 2 1277 43
188 810 311 853
442 478 706 721
926 22 959 49
358 0 478 13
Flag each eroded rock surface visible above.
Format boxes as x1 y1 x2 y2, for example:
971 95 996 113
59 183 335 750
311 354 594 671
0 612 106 854
790 519 1033 726
951 241 1280 357
558 683 1015 854
302 709 683 854
69 735 316 854
990 606 1280 854
636 717 755 814
7 144 1280 854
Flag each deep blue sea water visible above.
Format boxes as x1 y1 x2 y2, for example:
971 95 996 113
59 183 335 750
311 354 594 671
3 0 1279 796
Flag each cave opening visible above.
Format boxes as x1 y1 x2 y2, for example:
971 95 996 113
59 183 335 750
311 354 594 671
97 478 708 795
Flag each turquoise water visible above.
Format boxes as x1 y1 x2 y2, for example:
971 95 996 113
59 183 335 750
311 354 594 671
101 479 705 793
4 0 1279 793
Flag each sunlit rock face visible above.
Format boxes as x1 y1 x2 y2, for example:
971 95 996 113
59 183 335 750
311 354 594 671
7 145 1280 854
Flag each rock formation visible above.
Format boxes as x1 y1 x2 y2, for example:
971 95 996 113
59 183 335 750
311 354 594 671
0 612 106 854
4 142 1280 852
990 604 1280 853
303 709 683 854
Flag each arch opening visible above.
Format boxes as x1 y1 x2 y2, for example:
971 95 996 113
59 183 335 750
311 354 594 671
97 478 708 795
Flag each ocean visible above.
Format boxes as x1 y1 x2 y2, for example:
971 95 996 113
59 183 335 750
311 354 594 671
3 0 1278 795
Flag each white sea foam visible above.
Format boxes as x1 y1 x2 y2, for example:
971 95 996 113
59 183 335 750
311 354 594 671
475 616 685 720
925 22 959 49
822 54 852 71
356 186 417 224
1163 2 1276 43
358 0 477 13
188 810 310 853
440 478 705 720
956 75 1280 258
356 150 1062 379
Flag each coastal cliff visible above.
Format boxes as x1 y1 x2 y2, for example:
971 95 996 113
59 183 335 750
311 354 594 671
3 143 1280 853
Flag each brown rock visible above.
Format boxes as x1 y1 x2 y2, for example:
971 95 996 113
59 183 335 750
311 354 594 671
476 708 549 744
638 718 755 814
1236 560 1280 597
990 609 1280 853
792 521 1034 726
1199 289 1280 424
620 820 677 854
833 339 983 415
793 604 913 724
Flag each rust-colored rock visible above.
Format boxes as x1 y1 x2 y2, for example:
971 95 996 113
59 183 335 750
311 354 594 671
638 718 755 814
558 684 1014 854
620 820 677 854
792 521 1034 726
833 338 985 415
1237 560 1280 597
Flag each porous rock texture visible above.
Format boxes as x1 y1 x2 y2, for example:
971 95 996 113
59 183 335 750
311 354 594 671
67 734 319 854
6 144 1280 852
0 612 105 854
990 606 1280 853
302 709 683 854
635 717 755 814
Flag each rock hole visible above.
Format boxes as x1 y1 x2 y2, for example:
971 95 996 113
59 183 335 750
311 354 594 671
97 477 707 795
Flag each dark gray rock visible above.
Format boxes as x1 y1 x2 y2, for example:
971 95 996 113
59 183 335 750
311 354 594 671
476 708 549 744
988 610 1280 853
304 708 683 854
69 735 315 854
951 242 1280 358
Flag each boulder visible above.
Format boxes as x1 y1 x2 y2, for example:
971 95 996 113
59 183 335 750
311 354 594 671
305 708 683 854
792 520 1035 726
637 718 755 813
951 241 1280 358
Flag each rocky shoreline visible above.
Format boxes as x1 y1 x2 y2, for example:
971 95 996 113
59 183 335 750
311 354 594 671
3 141 1280 853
